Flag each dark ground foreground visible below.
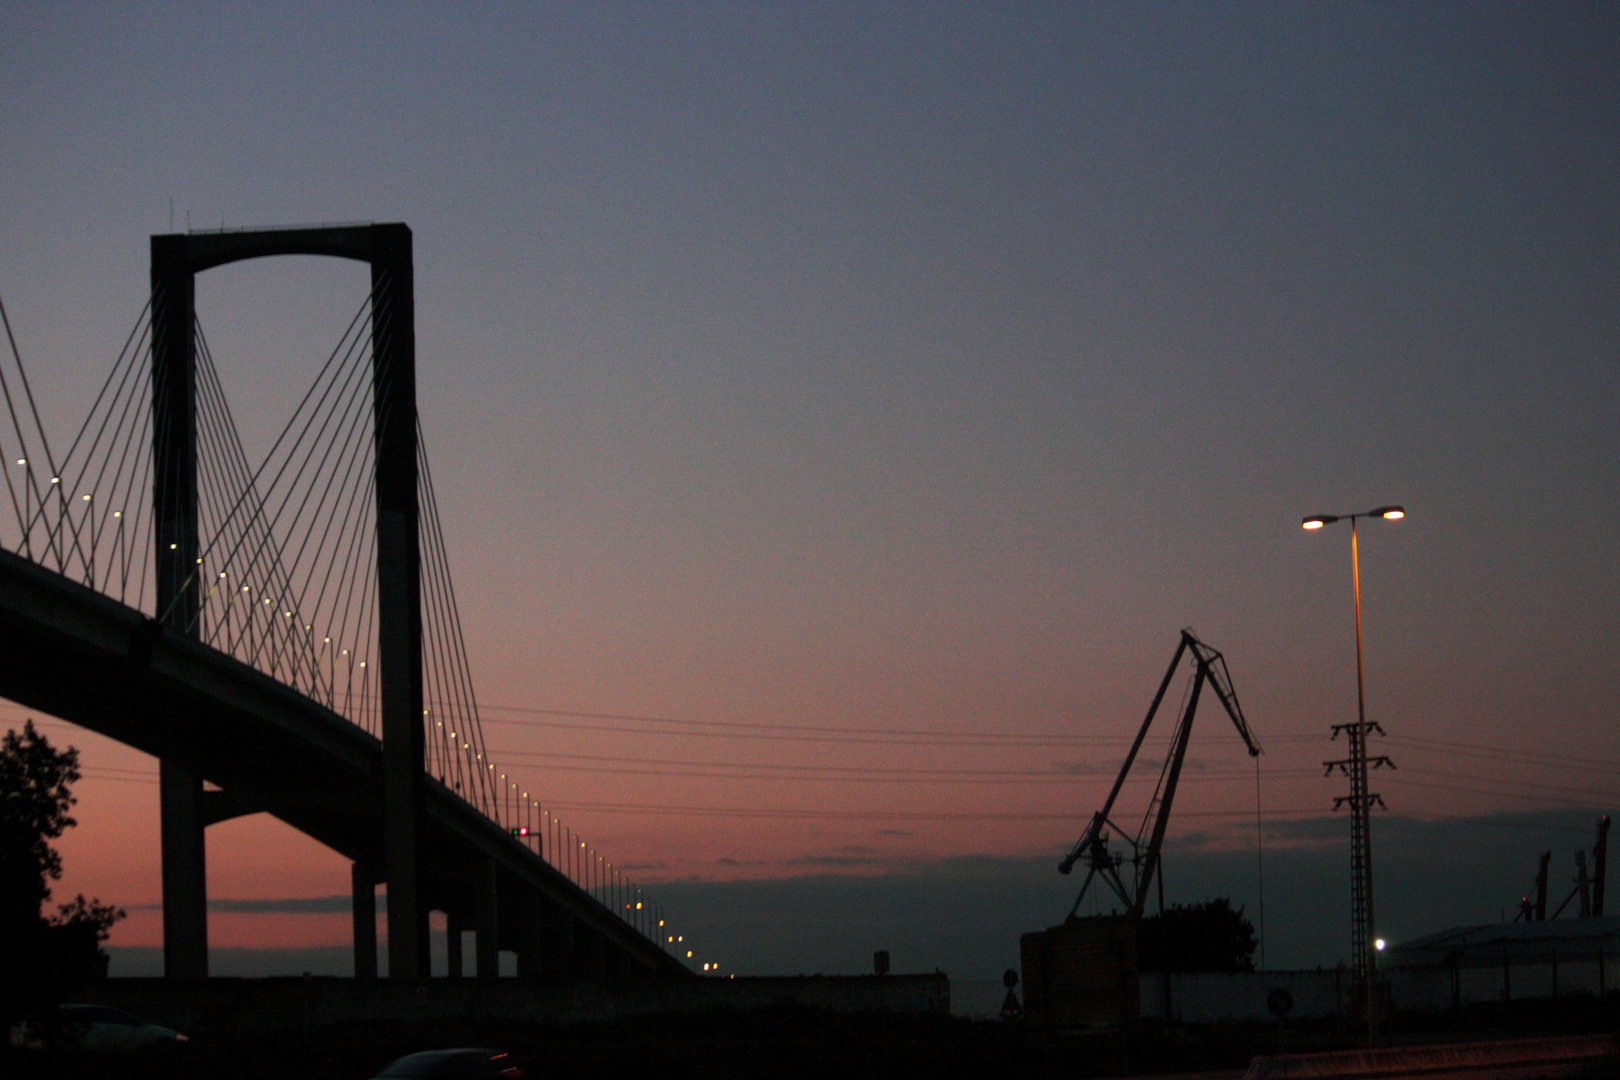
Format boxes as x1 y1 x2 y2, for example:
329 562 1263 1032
5 994 1620 1080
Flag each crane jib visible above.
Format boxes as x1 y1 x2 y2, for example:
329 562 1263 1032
1060 628 1262 921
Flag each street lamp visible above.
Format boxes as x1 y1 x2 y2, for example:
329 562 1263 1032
1303 504 1403 1043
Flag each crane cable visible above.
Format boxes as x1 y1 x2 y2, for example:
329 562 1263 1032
1255 752 1267 971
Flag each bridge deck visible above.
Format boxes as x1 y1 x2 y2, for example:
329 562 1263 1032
0 547 686 979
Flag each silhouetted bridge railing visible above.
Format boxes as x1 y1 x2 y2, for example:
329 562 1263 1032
0 224 690 982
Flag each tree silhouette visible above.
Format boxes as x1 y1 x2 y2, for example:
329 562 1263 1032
0 720 124 1030
1137 898 1257 972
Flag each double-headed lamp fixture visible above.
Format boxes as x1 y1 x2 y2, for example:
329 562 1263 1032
1302 506 1405 530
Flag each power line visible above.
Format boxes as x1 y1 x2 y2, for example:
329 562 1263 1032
531 800 1333 822
1386 734 1620 775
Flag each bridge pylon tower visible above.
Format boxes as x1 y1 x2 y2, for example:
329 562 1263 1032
149 224 425 980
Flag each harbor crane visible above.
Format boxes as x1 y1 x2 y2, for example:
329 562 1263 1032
1515 815 1610 922
1059 629 1261 919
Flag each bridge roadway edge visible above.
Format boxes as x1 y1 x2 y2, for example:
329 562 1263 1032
0 547 688 980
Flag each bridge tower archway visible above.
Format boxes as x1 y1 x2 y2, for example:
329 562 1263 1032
149 224 425 980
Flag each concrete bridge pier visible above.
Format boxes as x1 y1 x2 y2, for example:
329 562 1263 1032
475 860 500 979
351 862 377 979
158 762 208 978
152 234 207 981
445 910 465 979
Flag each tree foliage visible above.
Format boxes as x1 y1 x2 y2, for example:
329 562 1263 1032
0 721 124 1028
1137 897 1257 972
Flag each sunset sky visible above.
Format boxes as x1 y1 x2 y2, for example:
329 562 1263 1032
1 2 1616 986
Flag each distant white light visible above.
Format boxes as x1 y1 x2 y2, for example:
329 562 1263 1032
1375 938 1386 952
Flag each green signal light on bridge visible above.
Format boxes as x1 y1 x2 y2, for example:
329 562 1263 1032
510 826 530 837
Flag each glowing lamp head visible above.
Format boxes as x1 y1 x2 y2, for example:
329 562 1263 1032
1372 505 1405 520
1374 937 1386 952
1302 514 1338 530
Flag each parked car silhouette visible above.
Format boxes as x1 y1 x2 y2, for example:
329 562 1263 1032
370 1047 524 1079
56 1004 188 1050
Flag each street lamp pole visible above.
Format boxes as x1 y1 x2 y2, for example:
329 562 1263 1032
1303 505 1403 1043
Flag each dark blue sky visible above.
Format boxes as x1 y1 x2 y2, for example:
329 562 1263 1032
3 1 1617 976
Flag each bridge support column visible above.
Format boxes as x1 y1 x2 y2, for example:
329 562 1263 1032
159 762 207 979
446 911 464 979
474 860 499 980
371 226 427 982
152 233 207 982
352 862 377 980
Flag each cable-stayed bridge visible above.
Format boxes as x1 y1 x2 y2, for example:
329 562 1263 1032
0 224 688 983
